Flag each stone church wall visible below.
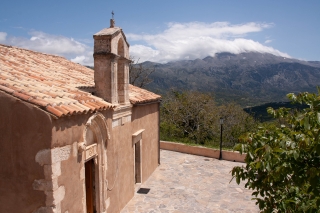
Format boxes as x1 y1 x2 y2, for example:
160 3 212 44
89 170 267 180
131 103 160 183
104 102 160 213
0 91 52 212
107 116 134 213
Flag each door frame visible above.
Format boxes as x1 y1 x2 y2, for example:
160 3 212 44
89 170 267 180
80 113 110 213
132 129 144 189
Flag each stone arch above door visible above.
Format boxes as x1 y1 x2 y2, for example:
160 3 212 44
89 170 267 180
82 112 110 147
78 112 110 213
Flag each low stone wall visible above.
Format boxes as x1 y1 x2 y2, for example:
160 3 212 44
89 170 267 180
160 141 246 163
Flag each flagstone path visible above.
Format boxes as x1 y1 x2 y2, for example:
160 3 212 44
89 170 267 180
121 150 259 213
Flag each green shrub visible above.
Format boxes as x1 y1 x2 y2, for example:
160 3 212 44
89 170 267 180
232 88 320 212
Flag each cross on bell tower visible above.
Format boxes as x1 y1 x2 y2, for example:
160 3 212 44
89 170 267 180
110 10 115 28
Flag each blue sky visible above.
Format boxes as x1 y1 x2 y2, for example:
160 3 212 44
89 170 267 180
1 0 319 65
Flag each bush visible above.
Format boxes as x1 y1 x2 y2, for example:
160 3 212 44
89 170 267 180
232 88 320 212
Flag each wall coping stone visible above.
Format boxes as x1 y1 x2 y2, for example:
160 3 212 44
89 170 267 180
160 141 246 163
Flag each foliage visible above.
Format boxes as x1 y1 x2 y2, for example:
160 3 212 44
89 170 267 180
232 88 320 212
160 90 258 147
129 58 155 88
220 103 257 147
244 102 308 122
160 90 216 144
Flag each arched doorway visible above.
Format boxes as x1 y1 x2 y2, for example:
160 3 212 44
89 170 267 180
80 113 110 213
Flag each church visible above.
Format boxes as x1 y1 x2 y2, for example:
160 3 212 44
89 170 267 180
0 18 161 213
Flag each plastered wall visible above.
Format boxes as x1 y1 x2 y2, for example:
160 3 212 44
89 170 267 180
51 113 93 213
105 102 160 213
131 103 160 183
0 91 52 212
107 118 134 213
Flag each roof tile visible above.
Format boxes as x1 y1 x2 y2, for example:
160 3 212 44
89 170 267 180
46 106 64 117
12 92 32 102
54 105 70 116
82 102 96 111
129 85 161 104
0 44 161 118
0 85 14 94
31 98 51 107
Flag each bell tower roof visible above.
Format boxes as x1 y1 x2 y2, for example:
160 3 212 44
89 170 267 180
93 27 129 47
94 27 121 36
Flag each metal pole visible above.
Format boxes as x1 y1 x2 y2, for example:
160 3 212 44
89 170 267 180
219 122 223 160
158 101 161 165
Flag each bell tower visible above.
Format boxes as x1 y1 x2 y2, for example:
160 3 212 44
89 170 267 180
93 16 131 105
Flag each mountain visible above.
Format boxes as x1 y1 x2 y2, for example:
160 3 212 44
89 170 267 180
142 52 320 107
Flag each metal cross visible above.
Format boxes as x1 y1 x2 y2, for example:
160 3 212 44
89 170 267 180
112 10 114 19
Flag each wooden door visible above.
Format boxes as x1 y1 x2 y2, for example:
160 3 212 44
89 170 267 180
85 159 95 213
135 142 141 183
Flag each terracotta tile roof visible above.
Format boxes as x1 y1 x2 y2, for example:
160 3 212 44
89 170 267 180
129 84 161 104
0 44 160 118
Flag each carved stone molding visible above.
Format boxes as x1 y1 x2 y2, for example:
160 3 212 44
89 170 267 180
78 142 86 153
132 129 145 146
112 104 132 128
85 144 98 161
82 112 110 148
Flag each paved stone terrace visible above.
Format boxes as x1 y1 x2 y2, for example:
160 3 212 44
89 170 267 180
121 150 259 213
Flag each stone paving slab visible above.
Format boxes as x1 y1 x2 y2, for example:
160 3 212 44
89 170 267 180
121 150 259 213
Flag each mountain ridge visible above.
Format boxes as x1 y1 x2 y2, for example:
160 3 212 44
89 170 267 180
141 52 320 107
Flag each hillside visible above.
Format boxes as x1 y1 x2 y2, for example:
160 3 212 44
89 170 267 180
142 52 320 107
244 102 308 122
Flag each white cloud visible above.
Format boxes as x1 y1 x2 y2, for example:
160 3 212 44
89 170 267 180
19 31 86 55
0 32 7 42
71 52 94 65
2 31 94 66
0 21 290 66
71 55 86 64
128 21 289 63
265 39 273 44
130 45 160 62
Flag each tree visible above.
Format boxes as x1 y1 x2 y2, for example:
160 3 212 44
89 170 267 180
219 103 257 147
160 90 258 147
161 90 217 144
232 88 320 212
129 58 155 88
